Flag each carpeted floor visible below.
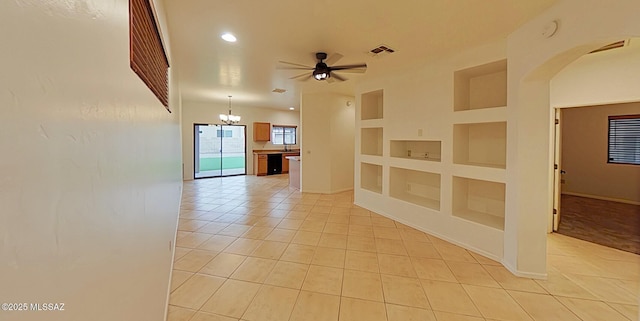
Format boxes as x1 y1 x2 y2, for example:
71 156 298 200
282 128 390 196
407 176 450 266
558 194 640 255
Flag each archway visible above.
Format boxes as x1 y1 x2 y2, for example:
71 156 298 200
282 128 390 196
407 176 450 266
502 0 640 277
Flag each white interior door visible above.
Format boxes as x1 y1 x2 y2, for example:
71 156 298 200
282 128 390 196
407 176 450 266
552 108 563 231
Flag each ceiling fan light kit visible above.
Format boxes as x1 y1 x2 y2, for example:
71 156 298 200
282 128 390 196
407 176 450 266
313 62 330 80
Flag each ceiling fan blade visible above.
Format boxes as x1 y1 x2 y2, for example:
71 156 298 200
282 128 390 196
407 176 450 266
331 68 366 74
277 66 314 70
289 73 314 82
331 63 367 71
277 61 314 69
331 73 347 82
289 72 310 80
324 53 344 65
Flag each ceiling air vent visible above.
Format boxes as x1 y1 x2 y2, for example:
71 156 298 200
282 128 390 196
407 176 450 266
589 40 627 54
369 45 395 57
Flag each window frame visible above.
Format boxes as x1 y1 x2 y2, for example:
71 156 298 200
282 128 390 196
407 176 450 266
607 114 640 166
216 129 233 138
271 125 297 145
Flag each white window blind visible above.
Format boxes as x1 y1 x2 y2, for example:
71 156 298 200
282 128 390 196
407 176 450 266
608 114 640 165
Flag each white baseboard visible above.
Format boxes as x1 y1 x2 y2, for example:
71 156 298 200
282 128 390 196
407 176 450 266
301 187 354 194
502 260 548 280
562 192 640 206
331 187 354 194
355 198 553 279
366 208 505 265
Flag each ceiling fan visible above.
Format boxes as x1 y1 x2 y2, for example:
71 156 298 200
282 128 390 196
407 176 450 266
277 52 367 83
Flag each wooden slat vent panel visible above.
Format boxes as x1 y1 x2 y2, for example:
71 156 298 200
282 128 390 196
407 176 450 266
130 0 170 111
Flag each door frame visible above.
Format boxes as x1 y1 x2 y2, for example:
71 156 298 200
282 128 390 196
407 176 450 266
193 123 247 179
552 108 562 232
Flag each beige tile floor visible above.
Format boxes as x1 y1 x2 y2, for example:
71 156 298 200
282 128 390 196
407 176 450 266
168 175 640 321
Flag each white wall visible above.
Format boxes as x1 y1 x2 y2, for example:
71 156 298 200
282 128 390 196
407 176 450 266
0 1 183 321
353 0 640 278
561 103 640 203
355 40 507 261
506 0 640 276
181 100 300 179
330 99 356 192
301 93 355 194
551 39 640 108
549 38 640 204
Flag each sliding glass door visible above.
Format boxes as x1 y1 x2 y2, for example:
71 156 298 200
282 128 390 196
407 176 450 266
194 124 246 178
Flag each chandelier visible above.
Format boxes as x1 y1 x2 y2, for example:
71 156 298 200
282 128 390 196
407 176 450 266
219 95 241 125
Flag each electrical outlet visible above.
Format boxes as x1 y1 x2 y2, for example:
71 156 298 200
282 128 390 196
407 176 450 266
417 129 423 136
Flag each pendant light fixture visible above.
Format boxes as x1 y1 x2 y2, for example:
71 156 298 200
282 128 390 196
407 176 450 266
219 95 241 125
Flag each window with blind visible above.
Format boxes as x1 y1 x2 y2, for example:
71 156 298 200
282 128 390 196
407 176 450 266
272 126 297 145
608 114 640 165
130 0 170 111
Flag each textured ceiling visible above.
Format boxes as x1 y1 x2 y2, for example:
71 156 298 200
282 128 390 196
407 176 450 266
163 0 558 110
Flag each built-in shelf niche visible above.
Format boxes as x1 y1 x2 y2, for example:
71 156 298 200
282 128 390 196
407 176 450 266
361 89 384 120
390 167 440 210
361 163 383 194
361 128 383 156
390 140 441 162
453 122 506 168
452 176 505 230
454 59 507 111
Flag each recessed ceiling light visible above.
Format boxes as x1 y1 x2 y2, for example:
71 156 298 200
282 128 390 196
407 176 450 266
221 33 237 42
289 107 295 110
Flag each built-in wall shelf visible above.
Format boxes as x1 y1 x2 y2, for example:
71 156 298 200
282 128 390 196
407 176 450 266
390 167 440 211
359 154 383 165
452 176 505 230
361 128 383 156
454 59 507 111
388 157 441 174
361 89 384 120
390 140 441 162
361 163 383 194
453 106 507 124
451 164 505 183
360 119 384 128
354 56 511 262
453 122 506 169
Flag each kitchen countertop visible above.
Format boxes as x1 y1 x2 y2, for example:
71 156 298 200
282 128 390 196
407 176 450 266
253 149 300 155
285 156 300 161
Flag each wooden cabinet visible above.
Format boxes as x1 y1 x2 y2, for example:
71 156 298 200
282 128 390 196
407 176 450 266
254 154 268 176
254 152 299 175
281 152 300 173
253 122 271 141
282 154 289 173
